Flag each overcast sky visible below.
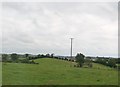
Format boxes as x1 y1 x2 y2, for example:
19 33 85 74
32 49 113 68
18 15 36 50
2 2 118 57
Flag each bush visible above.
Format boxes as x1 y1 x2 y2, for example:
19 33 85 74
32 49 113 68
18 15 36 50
89 63 93 68
71 60 74 62
64 58 67 60
21 59 29 63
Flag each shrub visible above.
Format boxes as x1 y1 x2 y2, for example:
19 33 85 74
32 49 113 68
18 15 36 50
21 59 29 63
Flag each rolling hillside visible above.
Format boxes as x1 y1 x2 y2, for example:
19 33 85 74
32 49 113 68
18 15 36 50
2 58 118 85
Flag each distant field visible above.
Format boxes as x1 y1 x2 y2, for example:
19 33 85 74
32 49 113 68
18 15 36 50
2 58 118 85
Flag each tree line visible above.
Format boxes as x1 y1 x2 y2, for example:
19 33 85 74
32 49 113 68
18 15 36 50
94 58 118 68
2 53 55 64
2 53 119 69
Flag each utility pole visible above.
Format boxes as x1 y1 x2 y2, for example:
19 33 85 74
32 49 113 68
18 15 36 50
70 38 74 58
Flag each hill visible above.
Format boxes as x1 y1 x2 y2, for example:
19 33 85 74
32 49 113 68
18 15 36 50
2 58 118 85
0 62 1 86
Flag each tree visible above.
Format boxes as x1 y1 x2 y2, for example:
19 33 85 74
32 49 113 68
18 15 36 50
11 53 19 62
96 58 107 65
75 53 85 67
117 58 120 64
50 53 54 58
46 54 50 58
2 54 8 62
37 54 41 58
25 54 29 58
107 59 117 68
41 54 45 58
102 59 107 65
96 58 102 63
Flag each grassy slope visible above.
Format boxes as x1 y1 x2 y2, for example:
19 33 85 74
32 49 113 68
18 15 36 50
0 62 2 86
2 58 118 85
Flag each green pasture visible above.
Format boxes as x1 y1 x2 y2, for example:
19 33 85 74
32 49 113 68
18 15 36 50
2 58 118 85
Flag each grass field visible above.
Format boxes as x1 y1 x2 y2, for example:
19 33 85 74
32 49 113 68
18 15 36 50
0 62 2 86
2 58 118 85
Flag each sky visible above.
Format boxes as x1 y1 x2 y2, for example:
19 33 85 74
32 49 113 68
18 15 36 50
2 2 118 57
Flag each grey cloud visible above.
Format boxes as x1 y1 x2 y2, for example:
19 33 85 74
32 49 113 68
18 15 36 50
2 2 118 57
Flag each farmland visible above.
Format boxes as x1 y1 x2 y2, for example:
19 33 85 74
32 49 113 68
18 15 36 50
2 58 118 85
0 62 2 86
